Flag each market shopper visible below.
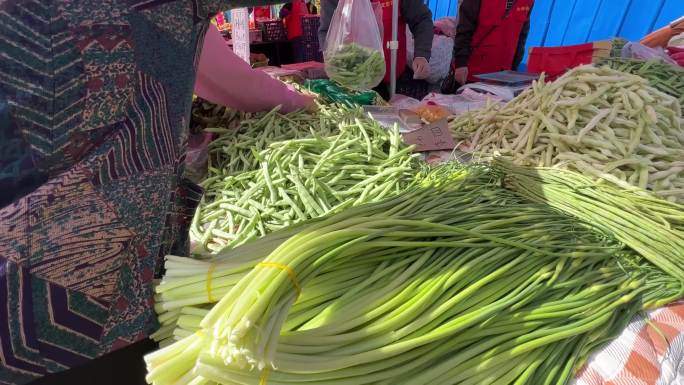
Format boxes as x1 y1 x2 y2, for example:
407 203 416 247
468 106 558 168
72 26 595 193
280 0 318 17
280 0 313 62
0 2 312 384
318 0 434 97
441 0 534 93
196 25 315 112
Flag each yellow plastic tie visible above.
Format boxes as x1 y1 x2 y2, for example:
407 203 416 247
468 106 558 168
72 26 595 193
256 262 302 297
206 264 217 302
259 368 270 385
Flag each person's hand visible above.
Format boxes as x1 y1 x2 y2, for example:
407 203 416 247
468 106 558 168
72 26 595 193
440 64 468 94
412 57 430 80
303 95 319 113
453 66 468 85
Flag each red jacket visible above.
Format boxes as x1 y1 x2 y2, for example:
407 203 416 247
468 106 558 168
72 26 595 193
283 0 309 40
453 0 534 71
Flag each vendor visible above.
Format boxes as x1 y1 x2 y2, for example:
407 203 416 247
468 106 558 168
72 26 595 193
442 0 534 93
318 0 434 97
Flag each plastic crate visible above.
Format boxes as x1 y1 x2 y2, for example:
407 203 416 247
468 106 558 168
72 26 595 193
301 15 320 43
293 40 323 62
304 41 323 62
259 20 287 42
527 41 612 80
249 29 263 43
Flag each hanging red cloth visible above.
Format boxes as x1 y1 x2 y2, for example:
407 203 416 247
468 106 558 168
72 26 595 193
373 0 407 81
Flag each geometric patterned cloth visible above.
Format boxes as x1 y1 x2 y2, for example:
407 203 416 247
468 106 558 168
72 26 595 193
0 1 273 383
574 301 684 385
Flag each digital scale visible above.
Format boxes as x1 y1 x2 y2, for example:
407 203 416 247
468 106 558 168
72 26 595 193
458 70 541 101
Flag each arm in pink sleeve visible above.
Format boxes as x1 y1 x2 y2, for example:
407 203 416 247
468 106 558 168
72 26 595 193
194 24 313 113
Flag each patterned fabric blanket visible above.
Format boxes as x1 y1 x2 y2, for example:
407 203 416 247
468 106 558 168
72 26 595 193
575 301 684 384
0 1 275 384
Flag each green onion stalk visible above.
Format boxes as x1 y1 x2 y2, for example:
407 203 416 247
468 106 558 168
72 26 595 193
145 164 678 385
497 160 684 289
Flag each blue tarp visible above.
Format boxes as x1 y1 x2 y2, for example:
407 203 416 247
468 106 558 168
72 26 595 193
426 0 684 62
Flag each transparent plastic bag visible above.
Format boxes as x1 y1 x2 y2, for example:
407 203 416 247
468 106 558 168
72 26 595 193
621 42 677 65
324 0 386 90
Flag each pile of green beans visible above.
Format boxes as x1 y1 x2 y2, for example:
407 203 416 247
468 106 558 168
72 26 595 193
206 105 360 176
450 65 684 202
601 57 684 106
145 163 680 385
190 116 418 255
325 43 386 90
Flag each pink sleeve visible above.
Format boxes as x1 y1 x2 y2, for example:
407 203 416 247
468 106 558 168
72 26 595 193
194 25 312 113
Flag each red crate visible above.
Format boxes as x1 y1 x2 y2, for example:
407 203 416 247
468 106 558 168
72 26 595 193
527 41 612 80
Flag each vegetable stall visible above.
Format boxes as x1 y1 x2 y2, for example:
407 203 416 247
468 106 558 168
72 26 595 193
141 50 684 385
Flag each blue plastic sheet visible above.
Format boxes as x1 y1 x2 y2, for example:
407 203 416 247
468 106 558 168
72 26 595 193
426 0 684 62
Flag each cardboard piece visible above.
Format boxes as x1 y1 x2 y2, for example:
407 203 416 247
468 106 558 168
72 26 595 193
401 119 455 152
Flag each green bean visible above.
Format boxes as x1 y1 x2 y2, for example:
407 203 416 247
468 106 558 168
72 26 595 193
325 43 386 90
191 107 419 255
449 64 683 202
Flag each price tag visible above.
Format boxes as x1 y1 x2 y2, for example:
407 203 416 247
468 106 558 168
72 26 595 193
401 119 455 152
231 8 250 63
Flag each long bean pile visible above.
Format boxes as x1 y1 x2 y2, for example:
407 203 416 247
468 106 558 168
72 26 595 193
191 120 418 255
450 65 684 202
601 57 684 106
325 43 386 90
145 164 681 385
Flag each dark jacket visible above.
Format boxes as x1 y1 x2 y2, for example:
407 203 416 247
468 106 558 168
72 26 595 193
452 0 532 70
318 0 433 61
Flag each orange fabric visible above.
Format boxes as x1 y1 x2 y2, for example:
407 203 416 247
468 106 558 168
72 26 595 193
575 301 684 385
641 18 684 47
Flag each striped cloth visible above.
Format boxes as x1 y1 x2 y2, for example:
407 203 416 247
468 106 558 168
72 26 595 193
574 301 684 384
